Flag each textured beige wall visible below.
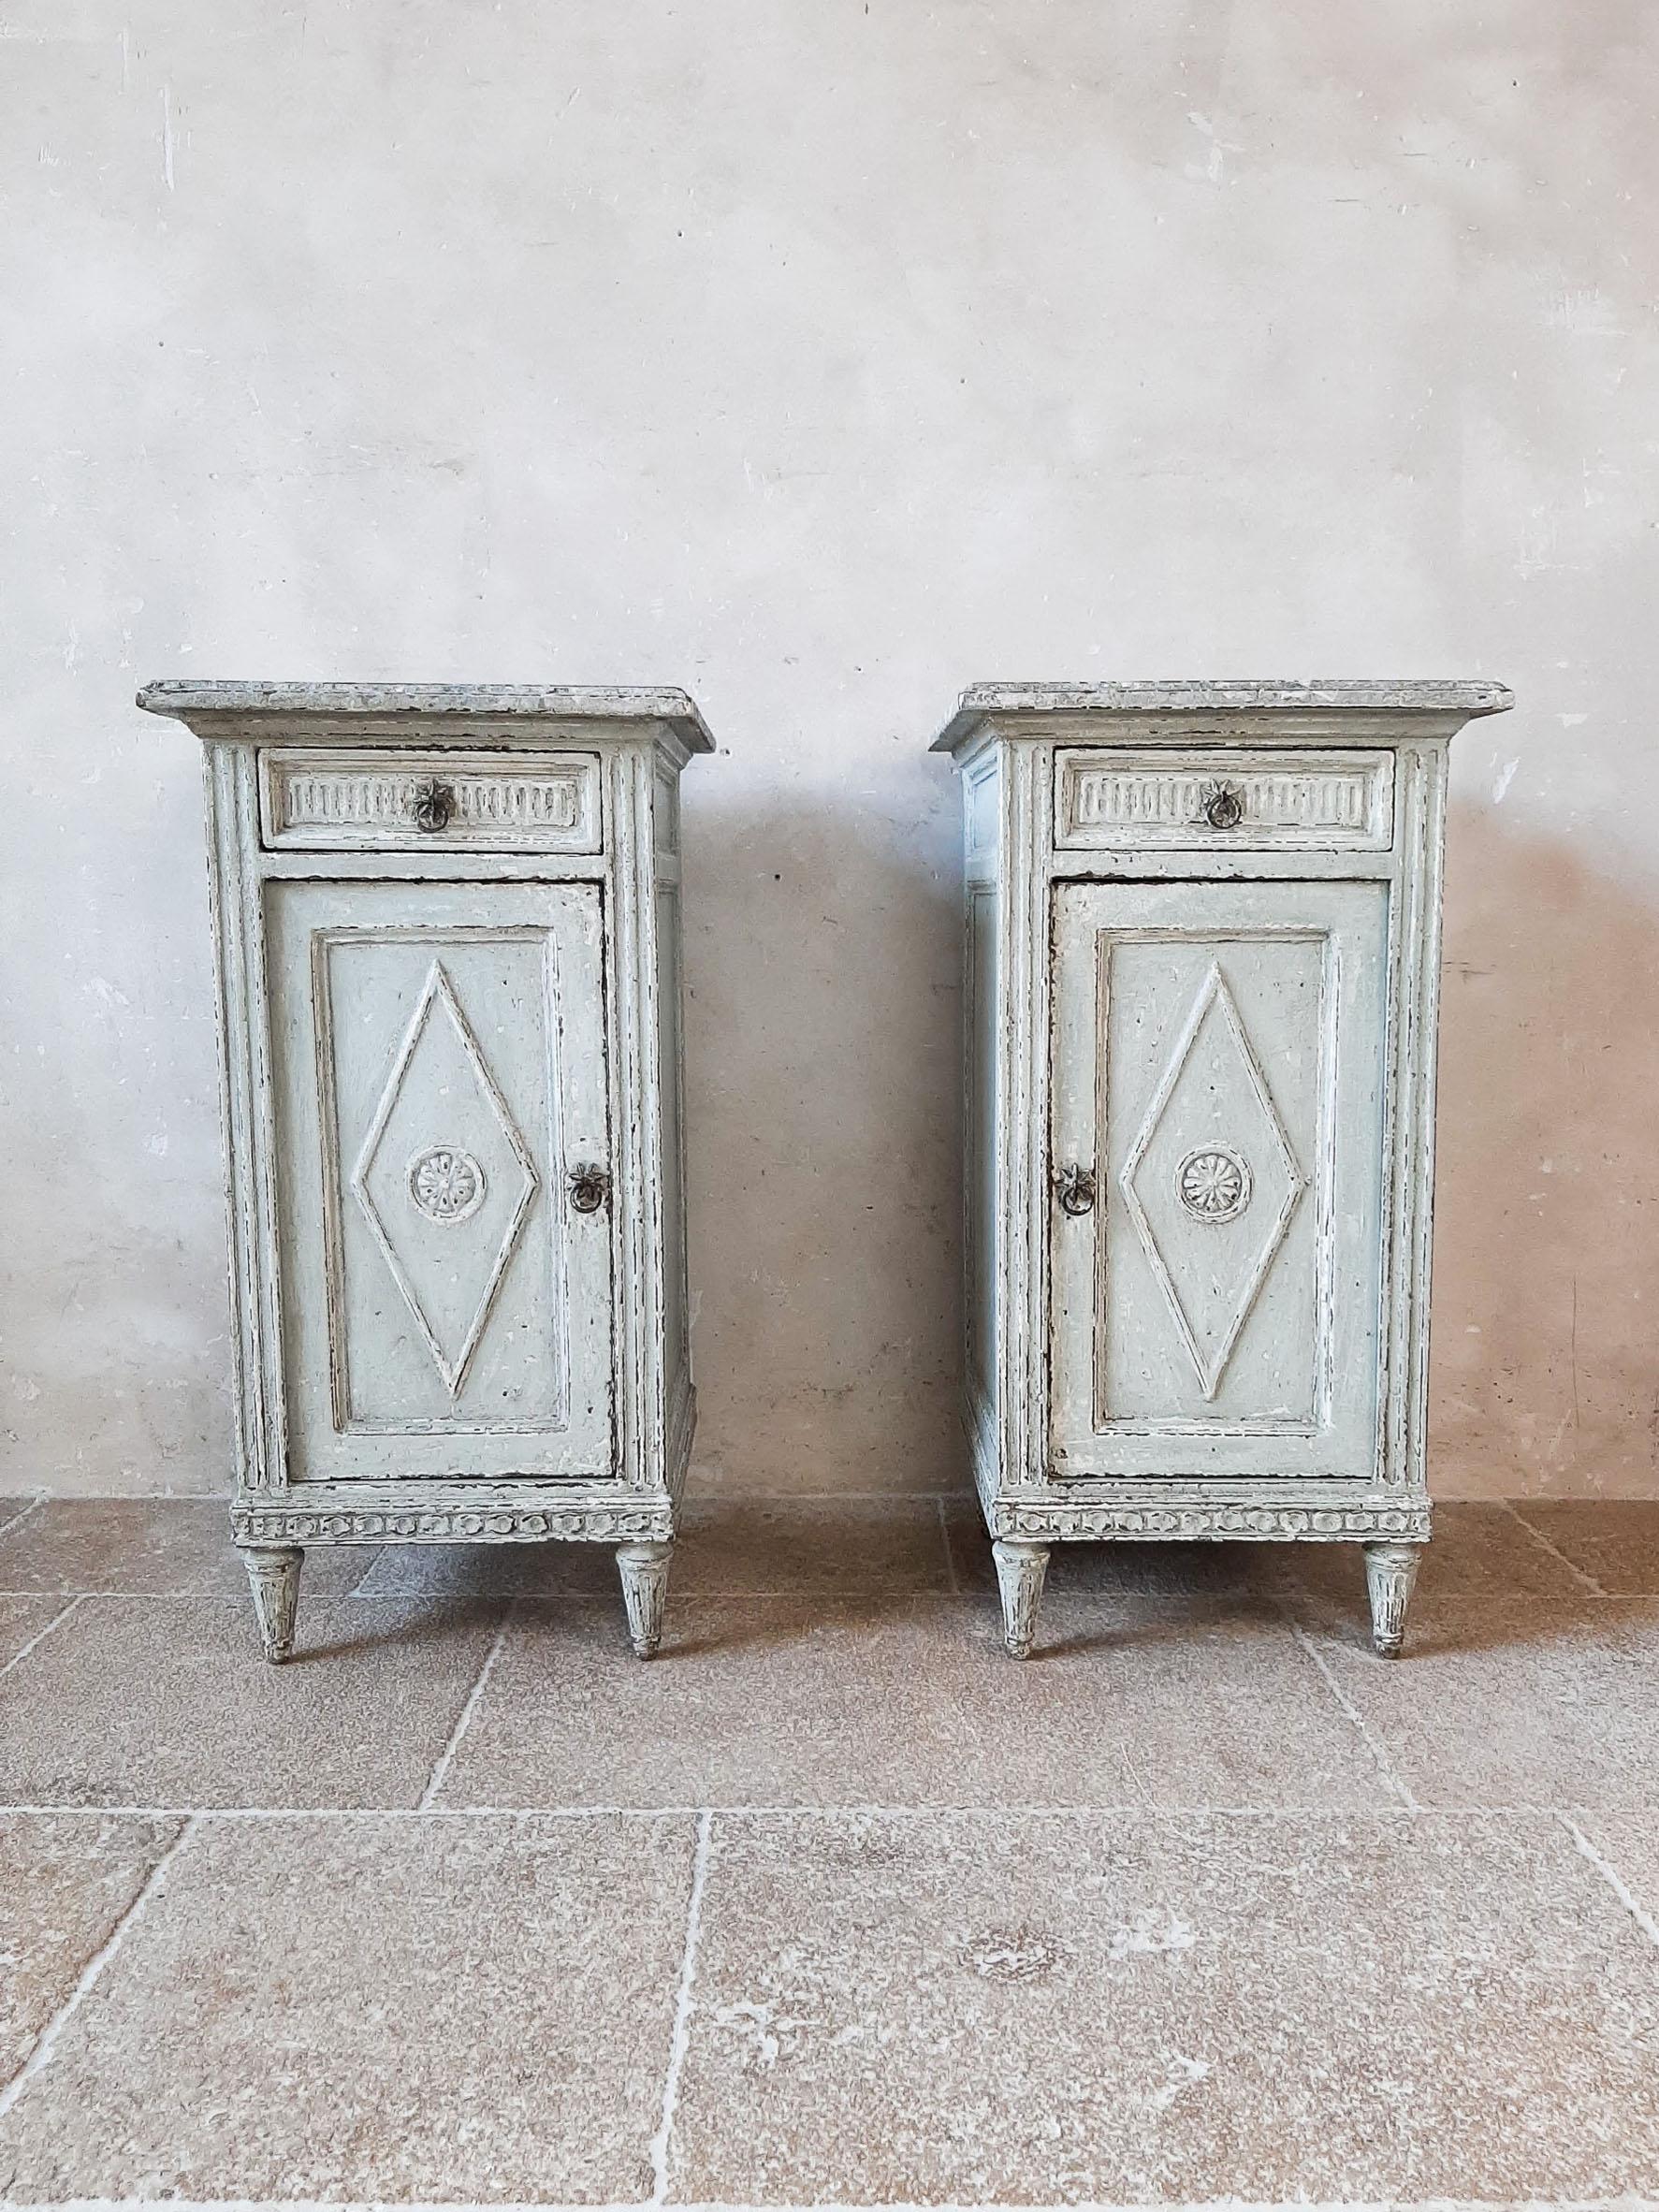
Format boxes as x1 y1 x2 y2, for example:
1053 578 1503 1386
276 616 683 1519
2 0 1655 1499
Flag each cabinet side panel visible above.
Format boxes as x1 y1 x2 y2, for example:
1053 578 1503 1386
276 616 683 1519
205 743 287 1492
656 877 692 1429
999 743 1053 1491
961 747 1003 1489
964 746 1002 878
654 757 681 858
608 746 669 1493
965 884 1000 1415
650 755 692 1489
1384 738 1450 1495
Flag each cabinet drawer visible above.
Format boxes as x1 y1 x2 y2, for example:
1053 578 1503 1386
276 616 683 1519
1054 748 1393 851
258 748 604 853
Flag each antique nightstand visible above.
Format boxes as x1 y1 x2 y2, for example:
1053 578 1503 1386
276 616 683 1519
934 680 1512 1657
141 682 709 1662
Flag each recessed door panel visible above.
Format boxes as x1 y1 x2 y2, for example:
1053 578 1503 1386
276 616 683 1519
269 880 614 1482
1049 880 1388 1480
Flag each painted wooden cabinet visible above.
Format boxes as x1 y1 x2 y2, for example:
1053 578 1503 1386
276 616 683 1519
935 681 1513 1658
139 682 711 1662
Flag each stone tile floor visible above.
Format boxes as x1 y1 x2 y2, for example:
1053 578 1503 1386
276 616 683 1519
1 1491 1658 2206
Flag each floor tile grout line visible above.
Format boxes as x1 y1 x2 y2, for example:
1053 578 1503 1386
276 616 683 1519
416 1599 517 1812
0 1810 202 2123
1504 1501 1608 1594
1561 1811 1659 1949
0 1802 711 1823
1 1798 1591 1822
352 1581 961 1604
0 2197 1652 2212
346 1547 388 1596
1277 1603 1418 1810
0 1580 977 1603
0 1492 46 1544
648 1807 714 2208
0 1590 313 1607
0 1594 84 1681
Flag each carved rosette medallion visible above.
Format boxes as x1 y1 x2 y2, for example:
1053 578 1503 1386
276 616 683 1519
407 1144 487 1224
1176 1144 1251 1224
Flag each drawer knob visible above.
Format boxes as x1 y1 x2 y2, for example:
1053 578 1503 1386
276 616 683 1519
568 1162 611 1215
1200 779 1245 832
412 778 456 834
1203 787 1256 836
1055 1163 1098 1216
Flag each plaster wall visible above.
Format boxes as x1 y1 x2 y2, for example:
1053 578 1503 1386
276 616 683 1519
3 0 1656 1499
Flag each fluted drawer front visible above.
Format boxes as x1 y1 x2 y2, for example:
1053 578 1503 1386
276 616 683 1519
258 748 604 852
1054 748 1394 851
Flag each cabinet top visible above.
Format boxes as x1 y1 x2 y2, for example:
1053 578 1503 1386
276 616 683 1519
137 680 715 752
931 678 1513 754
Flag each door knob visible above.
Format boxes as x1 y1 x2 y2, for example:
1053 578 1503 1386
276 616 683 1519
412 778 455 833
568 1163 611 1215
1055 1164 1098 1216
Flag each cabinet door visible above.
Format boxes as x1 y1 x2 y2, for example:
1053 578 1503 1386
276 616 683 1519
268 881 613 1483
1049 880 1388 1480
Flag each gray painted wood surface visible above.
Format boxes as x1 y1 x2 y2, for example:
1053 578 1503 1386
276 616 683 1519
269 879 614 1483
138 680 715 750
1049 879 1388 1480
939 681 1513 1659
138 682 709 1662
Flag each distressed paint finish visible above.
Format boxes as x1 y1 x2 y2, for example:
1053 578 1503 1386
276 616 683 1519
140 681 709 1660
990 1539 1048 1662
242 1546 301 1664
268 880 614 1479
1049 879 1390 1476
1055 747 1396 851
1363 1540 1421 1660
936 680 1513 1658
257 748 605 852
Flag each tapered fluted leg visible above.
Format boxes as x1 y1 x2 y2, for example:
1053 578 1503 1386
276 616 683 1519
1364 1541 1420 1658
616 1540 673 1659
240 1546 302 1664
992 1539 1050 1660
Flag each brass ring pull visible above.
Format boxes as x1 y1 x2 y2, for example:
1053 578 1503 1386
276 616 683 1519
1055 1164 1098 1216
568 1163 611 1215
1200 780 1244 832
412 779 455 834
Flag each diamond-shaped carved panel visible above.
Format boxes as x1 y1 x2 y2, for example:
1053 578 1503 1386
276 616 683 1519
352 961 538 1396
1120 962 1303 1400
